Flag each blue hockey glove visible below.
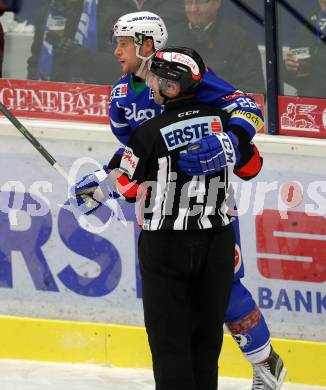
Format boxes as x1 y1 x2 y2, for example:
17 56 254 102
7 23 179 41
178 132 240 176
69 167 119 215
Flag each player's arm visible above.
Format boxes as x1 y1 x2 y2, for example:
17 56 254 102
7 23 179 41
217 92 264 179
106 82 136 172
195 70 264 142
179 89 264 176
68 83 137 214
115 130 150 202
227 121 263 180
109 87 133 145
233 141 263 181
68 133 149 214
178 107 262 179
178 128 262 180
218 90 264 142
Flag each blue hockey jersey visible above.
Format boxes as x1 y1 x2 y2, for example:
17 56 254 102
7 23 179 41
109 69 264 146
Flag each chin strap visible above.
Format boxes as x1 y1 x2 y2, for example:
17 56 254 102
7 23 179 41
135 45 154 77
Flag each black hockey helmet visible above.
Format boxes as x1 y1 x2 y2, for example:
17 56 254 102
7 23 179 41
148 46 206 96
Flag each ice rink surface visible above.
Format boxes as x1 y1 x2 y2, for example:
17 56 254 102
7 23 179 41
0 360 325 390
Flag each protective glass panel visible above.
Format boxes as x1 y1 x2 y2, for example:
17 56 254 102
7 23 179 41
0 0 266 95
277 0 326 98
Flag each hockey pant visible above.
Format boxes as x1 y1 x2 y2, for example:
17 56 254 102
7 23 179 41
138 225 235 390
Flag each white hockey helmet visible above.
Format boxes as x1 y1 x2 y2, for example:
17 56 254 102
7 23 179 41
113 11 168 51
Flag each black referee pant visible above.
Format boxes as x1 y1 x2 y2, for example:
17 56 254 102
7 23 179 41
138 225 235 390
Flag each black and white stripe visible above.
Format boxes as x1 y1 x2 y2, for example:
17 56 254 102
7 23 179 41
142 163 231 231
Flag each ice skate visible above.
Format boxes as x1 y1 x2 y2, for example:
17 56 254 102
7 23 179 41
252 347 287 390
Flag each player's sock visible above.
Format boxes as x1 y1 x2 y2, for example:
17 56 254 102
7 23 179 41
227 305 271 364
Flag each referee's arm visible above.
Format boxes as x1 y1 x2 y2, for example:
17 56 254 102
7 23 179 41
115 131 150 201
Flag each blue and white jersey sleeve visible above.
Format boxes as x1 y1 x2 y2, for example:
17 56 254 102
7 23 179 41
109 74 133 145
196 69 264 141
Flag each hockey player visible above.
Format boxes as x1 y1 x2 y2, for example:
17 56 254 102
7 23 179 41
72 11 286 390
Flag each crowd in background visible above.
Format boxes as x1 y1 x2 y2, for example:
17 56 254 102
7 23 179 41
0 0 325 98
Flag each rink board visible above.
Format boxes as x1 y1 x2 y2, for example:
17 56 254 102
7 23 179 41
0 315 325 386
0 122 326 386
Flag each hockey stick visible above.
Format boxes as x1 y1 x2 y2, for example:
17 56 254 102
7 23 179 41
0 101 117 211
0 101 74 186
0 101 125 221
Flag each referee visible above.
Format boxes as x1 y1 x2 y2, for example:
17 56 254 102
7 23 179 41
116 47 244 390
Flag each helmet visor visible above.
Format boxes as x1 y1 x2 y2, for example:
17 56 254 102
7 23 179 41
145 70 180 96
110 29 117 45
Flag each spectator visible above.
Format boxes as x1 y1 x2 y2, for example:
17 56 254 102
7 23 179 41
28 0 113 83
27 0 67 81
47 0 113 83
61 0 184 84
170 0 265 94
7 0 39 33
28 0 104 82
27 0 184 84
283 0 326 98
228 0 264 45
0 0 22 76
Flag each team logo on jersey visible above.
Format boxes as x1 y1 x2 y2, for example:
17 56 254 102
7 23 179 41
120 146 139 179
110 83 128 101
124 102 156 124
149 89 155 100
160 116 223 151
234 243 242 274
211 117 223 133
231 110 263 132
234 333 252 350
